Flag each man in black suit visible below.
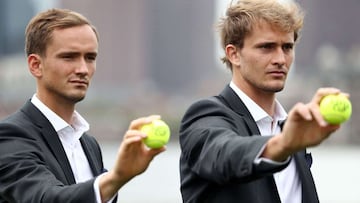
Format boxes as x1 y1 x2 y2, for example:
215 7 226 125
0 8 165 202
179 0 348 202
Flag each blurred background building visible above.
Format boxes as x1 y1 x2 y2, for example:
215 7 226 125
1 0 359 144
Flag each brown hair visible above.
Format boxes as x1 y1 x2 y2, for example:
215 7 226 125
217 0 304 70
25 8 98 56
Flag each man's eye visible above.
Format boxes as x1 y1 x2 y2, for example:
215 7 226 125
62 55 73 59
86 55 96 61
260 44 273 49
283 44 293 51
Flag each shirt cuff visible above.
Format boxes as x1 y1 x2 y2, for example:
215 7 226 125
93 172 117 203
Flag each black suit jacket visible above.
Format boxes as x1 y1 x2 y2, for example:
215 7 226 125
0 100 109 203
179 85 319 203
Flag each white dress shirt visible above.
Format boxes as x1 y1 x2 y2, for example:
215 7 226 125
230 82 302 203
31 94 111 203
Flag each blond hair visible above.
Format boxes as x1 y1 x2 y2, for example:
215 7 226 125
217 0 304 70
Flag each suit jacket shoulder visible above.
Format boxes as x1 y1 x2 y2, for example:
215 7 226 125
0 100 103 203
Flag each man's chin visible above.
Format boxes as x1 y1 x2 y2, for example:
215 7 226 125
67 94 86 103
263 84 285 93
75 96 85 103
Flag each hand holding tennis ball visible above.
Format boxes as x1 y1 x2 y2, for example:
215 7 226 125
140 119 171 148
319 94 352 125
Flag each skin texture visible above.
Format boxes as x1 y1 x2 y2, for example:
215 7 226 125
227 21 294 115
27 25 165 202
28 25 97 123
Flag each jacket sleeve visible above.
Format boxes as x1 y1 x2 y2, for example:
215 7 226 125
179 98 288 185
0 123 97 203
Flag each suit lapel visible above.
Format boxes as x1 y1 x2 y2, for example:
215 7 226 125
294 152 319 203
80 136 103 176
41 127 77 184
21 100 76 184
218 85 261 135
218 85 281 201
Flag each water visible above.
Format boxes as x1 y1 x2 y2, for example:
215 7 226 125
100 141 360 203
101 141 182 203
309 146 360 203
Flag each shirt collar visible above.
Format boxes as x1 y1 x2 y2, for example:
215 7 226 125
229 81 287 122
30 94 89 134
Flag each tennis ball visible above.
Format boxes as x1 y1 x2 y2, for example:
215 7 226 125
140 119 171 148
319 94 352 125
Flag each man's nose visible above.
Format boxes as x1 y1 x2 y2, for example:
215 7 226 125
273 48 286 67
75 58 89 74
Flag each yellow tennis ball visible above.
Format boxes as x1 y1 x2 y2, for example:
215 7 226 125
140 119 171 148
319 94 352 125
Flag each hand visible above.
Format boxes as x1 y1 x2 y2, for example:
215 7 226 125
99 115 166 201
112 115 166 183
281 87 346 153
263 87 348 161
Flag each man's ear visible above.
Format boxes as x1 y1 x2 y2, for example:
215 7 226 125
28 54 42 77
225 44 241 67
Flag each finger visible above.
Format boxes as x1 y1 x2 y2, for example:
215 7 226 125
312 87 340 104
308 102 328 127
290 102 312 121
121 135 144 147
339 92 350 99
123 129 147 139
128 115 161 130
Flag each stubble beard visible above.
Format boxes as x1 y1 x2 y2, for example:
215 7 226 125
244 76 286 94
47 85 87 105
262 84 285 93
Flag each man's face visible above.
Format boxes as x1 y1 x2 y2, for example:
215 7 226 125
233 21 295 94
36 25 98 104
